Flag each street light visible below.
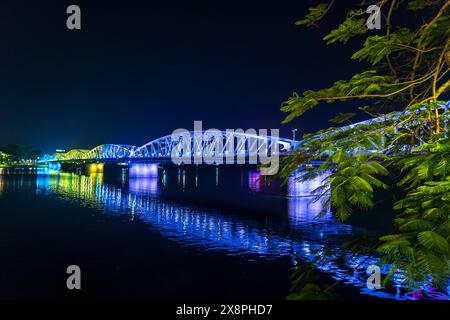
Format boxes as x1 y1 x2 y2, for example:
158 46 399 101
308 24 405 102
291 128 298 141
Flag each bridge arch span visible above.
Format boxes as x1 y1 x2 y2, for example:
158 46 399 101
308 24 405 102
133 130 296 159
40 131 297 162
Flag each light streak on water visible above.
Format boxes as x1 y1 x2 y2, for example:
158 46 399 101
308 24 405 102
20 169 447 300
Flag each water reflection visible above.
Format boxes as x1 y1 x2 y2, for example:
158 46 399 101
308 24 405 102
288 171 330 197
129 177 159 196
248 171 261 192
38 173 336 259
0 171 4 196
2 166 444 299
31 169 420 300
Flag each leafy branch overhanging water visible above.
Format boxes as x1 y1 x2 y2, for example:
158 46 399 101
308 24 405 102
279 0 450 299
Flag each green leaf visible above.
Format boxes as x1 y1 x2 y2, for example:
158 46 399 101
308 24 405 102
352 30 415 65
323 17 366 44
417 231 449 253
378 239 411 254
295 4 329 27
408 0 434 11
399 219 433 232
329 112 357 123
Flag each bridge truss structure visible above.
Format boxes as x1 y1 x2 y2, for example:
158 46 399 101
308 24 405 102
41 131 298 163
40 102 450 164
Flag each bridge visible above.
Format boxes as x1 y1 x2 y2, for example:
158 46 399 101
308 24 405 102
40 130 298 163
40 102 450 165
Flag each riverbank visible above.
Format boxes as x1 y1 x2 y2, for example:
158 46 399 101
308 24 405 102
0 163 47 169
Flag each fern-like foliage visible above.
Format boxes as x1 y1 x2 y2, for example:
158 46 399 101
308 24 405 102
281 71 394 123
329 152 389 220
352 29 415 65
286 0 450 296
295 3 329 27
329 112 357 123
408 0 435 11
381 174 450 288
323 16 367 44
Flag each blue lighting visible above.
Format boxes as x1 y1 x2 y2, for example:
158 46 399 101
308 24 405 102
32 171 449 300
47 162 61 171
129 163 158 178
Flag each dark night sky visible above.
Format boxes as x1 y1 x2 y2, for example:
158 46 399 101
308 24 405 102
0 0 366 152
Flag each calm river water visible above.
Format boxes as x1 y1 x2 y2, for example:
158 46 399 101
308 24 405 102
0 166 416 300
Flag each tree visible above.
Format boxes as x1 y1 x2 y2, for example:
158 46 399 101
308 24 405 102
281 0 449 295
2 144 22 160
1 145 42 161
0 151 10 163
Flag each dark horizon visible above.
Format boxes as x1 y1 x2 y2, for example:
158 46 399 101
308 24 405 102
2 0 367 153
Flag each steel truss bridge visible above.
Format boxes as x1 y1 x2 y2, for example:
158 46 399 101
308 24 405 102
40 103 449 164
40 131 298 163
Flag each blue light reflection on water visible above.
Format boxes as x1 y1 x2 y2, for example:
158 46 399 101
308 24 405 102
18 168 446 300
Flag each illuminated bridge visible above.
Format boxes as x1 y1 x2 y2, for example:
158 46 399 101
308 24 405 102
40 103 449 164
40 131 298 163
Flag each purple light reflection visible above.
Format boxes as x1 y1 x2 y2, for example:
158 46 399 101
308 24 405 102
129 177 159 196
288 171 330 197
129 163 158 178
248 171 261 192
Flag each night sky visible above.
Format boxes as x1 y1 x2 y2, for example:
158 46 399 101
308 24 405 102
1 0 366 153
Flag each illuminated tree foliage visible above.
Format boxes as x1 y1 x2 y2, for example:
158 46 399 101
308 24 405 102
282 0 450 297
0 145 41 161
0 151 10 163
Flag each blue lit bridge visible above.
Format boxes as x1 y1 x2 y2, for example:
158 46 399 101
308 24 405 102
40 130 298 163
40 103 450 165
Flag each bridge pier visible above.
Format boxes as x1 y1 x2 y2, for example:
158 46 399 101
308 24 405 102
129 162 159 177
55 162 127 176
86 163 104 174
48 162 62 171
60 162 77 172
